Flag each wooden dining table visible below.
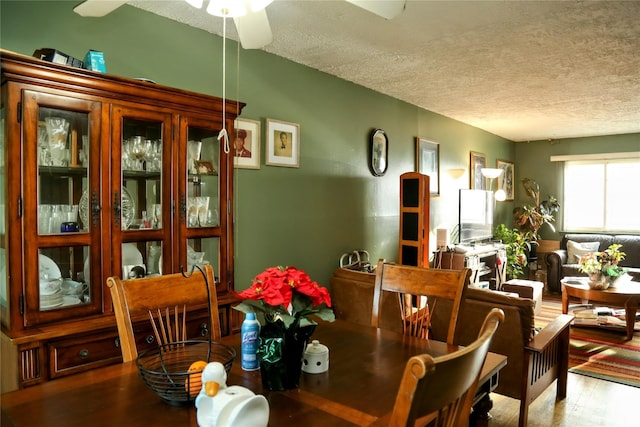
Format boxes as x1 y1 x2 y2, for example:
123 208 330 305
1 320 507 427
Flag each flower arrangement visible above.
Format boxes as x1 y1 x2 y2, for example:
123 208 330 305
578 244 627 278
233 266 335 329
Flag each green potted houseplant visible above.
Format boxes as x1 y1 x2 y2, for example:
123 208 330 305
513 178 560 242
493 224 528 279
513 178 560 265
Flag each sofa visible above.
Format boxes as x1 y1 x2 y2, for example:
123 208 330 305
545 234 640 293
330 267 573 427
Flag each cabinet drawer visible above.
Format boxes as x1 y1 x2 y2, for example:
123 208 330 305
133 310 212 354
48 332 122 379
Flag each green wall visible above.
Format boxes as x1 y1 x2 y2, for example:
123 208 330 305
19 1 639 289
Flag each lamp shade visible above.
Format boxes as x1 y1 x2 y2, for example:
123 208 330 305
480 168 503 179
494 189 507 201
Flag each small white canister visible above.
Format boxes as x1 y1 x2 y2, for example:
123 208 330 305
302 340 329 374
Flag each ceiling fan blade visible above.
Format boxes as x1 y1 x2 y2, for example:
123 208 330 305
233 8 273 49
73 0 129 17
345 0 406 19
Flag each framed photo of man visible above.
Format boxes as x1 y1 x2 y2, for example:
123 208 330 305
233 118 261 169
266 118 300 168
496 159 515 200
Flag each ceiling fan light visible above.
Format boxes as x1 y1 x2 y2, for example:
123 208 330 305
185 0 204 9
206 0 247 17
480 168 503 179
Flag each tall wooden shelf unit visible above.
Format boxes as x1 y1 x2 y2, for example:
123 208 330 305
398 172 430 267
0 50 244 391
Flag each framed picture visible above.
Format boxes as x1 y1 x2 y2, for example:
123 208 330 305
265 118 300 168
233 118 261 169
496 159 515 200
470 151 487 190
195 160 216 175
416 137 440 195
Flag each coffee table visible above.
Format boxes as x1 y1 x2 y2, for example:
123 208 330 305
561 277 640 340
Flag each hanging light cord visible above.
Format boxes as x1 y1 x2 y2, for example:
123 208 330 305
218 16 230 154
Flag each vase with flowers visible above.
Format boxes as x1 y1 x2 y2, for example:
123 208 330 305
578 244 627 289
233 266 335 390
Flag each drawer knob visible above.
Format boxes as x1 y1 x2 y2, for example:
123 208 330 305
79 349 89 359
146 335 155 344
200 323 209 337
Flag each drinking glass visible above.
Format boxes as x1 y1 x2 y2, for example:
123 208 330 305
152 204 162 228
45 117 69 166
187 197 198 227
187 140 202 174
38 204 52 234
196 196 210 226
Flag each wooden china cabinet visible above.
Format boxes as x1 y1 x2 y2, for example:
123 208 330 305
0 49 244 391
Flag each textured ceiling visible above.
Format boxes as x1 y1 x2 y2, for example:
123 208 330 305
129 0 640 142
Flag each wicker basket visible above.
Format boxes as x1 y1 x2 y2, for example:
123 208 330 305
137 340 236 405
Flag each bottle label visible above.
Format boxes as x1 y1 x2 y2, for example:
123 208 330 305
242 330 259 344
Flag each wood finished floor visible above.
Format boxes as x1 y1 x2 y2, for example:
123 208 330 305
487 362 640 426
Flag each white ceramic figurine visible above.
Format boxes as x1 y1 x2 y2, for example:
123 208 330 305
195 362 269 427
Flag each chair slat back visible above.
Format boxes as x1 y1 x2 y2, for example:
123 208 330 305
107 265 221 362
371 259 471 343
390 308 504 427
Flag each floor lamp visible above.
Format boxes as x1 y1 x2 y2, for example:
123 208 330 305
480 168 506 201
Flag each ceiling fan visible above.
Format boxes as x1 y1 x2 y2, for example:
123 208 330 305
73 0 406 49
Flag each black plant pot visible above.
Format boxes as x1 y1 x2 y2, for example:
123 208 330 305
258 321 316 391
527 241 539 262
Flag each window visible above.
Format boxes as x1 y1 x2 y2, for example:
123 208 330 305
562 158 640 232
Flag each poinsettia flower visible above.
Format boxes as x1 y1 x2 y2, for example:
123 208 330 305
233 265 334 329
296 280 332 307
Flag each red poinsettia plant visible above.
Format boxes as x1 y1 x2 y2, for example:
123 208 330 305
233 266 335 329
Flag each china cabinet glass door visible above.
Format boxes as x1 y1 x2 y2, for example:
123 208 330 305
111 106 172 279
21 91 102 326
178 116 229 292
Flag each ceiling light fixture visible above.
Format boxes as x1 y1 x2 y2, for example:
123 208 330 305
207 0 246 17
203 0 273 17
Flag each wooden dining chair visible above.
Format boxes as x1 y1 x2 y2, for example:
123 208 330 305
390 308 504 427
371 259 472 343
107 264 221 362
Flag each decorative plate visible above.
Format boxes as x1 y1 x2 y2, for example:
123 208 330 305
39 254 62 280
79 187 135 230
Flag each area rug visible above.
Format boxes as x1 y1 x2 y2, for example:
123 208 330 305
539 297 640 388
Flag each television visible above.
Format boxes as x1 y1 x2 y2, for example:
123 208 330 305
458 189 494 244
